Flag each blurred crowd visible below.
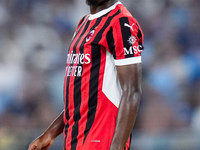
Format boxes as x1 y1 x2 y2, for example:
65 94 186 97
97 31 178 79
0 0 200 149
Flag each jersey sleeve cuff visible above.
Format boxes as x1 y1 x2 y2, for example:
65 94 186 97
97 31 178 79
114 56 142 66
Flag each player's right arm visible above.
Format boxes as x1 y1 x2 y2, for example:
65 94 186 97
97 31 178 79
28 110 65 150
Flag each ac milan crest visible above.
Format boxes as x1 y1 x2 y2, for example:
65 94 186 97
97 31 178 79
86 29 95 42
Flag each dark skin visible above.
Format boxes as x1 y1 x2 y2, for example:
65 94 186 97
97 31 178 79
110 63 142 150
28 1 142 150
88 0 118 14
28 111 65 150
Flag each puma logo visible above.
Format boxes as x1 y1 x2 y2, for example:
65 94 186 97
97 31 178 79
124 23 135 31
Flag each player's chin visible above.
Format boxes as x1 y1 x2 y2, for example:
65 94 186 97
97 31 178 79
86 0 97 6
86 0 110 6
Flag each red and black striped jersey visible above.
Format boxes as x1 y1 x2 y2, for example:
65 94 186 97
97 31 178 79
63 1 144 150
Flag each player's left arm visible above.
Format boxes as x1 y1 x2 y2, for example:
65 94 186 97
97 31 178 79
109 62 142 150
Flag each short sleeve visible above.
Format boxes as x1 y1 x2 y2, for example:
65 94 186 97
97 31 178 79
107 17 144 66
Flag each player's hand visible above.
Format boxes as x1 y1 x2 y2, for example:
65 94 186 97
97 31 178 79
28 134 54 150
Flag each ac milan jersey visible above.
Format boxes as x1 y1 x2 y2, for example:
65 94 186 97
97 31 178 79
63 1 144 150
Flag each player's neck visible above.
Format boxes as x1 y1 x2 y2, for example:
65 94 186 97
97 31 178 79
89 0 118 14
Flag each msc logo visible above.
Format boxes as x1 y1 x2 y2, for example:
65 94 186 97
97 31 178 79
124 45 143 55
127 36 137 45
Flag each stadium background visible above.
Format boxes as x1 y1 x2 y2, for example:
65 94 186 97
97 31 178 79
0 0 200 149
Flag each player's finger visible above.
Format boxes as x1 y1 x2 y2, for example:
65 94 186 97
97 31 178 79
27 144 34 150
35 144 43 150
35 146 42 150
28 144 40 150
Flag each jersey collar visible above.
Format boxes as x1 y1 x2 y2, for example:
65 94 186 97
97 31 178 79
88 1 122 20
